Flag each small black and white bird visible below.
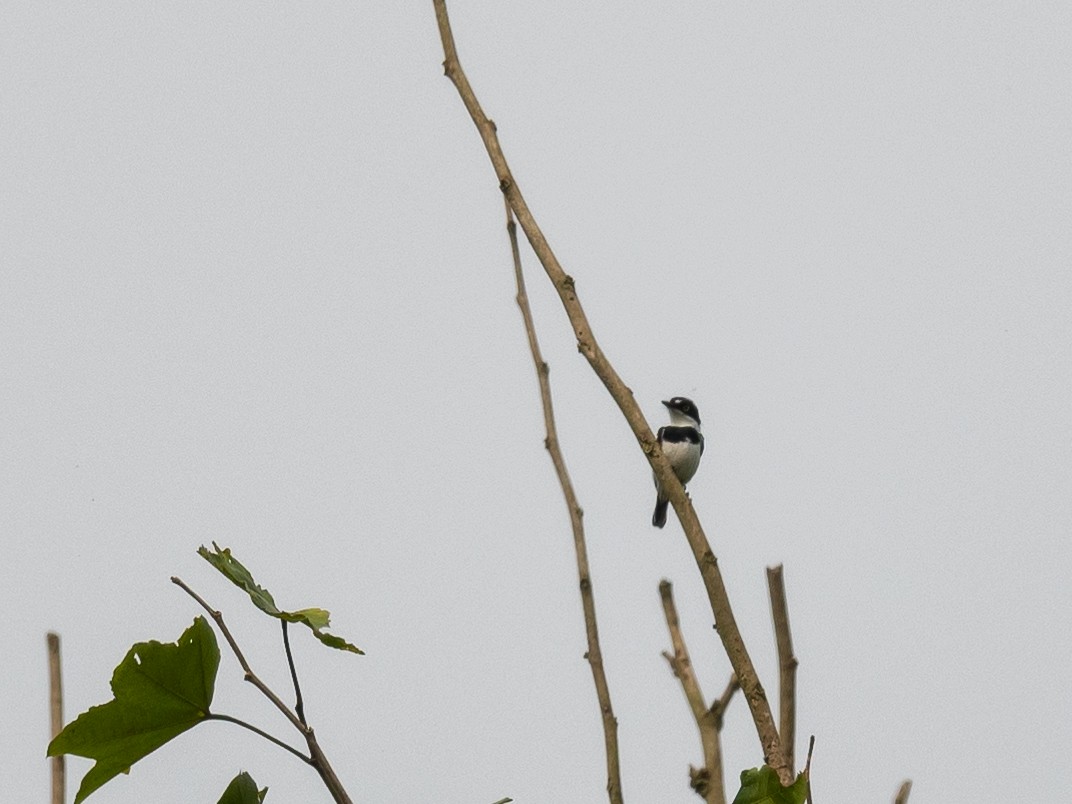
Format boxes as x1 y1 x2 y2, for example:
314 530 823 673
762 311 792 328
652 397 704 528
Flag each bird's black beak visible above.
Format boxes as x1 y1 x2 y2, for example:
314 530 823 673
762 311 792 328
661 400 672 408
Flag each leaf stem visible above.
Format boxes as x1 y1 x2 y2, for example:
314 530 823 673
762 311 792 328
206 713 312 764
282 620 307 725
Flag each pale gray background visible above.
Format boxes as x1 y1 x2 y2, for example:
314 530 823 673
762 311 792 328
3 3 1070 802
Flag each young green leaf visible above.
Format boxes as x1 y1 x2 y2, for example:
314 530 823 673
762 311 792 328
731 765 810 804
47 617 220 804
198 542 282 617
217 771 269 804
198 542 364 654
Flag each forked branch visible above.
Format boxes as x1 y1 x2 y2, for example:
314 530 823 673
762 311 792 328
659 580 738 804
432 0 790 783
171 576 353 804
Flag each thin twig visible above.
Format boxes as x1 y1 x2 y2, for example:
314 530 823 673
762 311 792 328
804 735 815 804
171 576 353 804
47 632 65 804
171 576 304 730
766 565 798 771
431 0 789 783
712 674 740 731
282 621 307 725
894 780 912 804
659 581 731 804
506 202 623 803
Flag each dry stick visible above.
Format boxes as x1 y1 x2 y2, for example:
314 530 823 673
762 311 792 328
894 780 912 804
431 0 789 784
47 632 65 804
659 581 738 804
171 576 353 804
506 204 623 804
766 565 798 771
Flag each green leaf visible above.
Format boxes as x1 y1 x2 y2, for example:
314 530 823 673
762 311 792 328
731 765 810 804
217 771 269 804
198 542 364 654
47 617 219 804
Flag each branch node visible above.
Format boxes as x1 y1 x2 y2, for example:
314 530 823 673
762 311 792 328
688 765 711 796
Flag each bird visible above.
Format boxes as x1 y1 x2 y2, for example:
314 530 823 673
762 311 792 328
652 397 704 528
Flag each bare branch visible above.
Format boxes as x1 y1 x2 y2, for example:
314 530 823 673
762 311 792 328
505 202 623 803
894 780 912 804
659 581 710 724
431 0 789 782
659 580 735 804
766 565 798 771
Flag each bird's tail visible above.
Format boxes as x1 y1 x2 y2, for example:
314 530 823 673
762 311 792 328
652 497 669 528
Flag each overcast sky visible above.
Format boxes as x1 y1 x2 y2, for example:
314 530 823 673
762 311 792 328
3 3 1070 803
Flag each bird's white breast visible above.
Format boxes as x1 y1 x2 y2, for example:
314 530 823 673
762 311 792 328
662 438 702 485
